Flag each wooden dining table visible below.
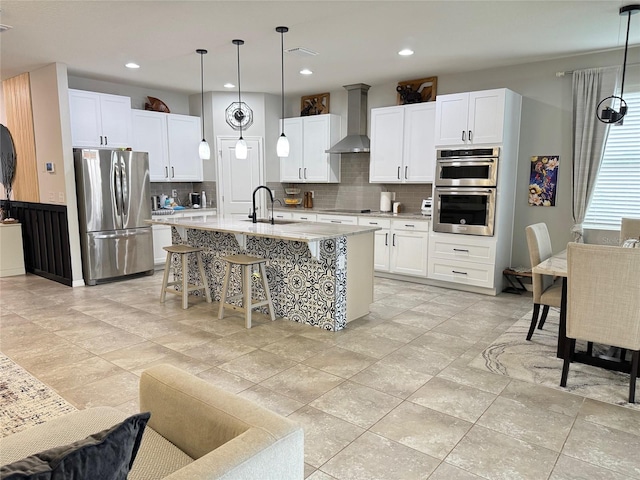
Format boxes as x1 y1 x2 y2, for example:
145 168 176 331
533 248 637 374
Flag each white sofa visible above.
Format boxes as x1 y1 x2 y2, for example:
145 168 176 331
0 364 304 479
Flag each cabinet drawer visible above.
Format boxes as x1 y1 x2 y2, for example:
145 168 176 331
428 258 494 288
430 235 496 264
291 212 316 222
391 219 430 232
273 211 293 220
358 217 391 229
316 214 358 225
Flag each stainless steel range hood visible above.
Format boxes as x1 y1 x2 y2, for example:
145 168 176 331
326 83 370 154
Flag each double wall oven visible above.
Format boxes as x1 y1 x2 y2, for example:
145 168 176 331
433 147 499 236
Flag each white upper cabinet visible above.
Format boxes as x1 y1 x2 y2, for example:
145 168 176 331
69 89 132 148
435 89 506 146
132 110 202 182
279 114 341 183
370 102 436 183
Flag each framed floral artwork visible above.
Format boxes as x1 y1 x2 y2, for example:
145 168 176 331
528 156 559 206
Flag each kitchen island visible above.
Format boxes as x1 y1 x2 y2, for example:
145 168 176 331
148 214 378 331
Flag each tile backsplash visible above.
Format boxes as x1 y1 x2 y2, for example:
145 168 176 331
153 155 432 213
150 181 217 207
270 153 432 213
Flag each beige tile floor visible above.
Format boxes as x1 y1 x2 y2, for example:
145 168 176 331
2 273 640 479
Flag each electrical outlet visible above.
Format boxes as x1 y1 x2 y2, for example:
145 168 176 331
171 189 178 198
58 192 64 202
49 192 55 201
310 191 314 198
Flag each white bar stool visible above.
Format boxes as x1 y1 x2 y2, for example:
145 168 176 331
218 254 276 328
160 244 212 309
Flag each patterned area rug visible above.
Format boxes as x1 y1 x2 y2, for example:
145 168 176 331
0 353 77 437
469 309 640 410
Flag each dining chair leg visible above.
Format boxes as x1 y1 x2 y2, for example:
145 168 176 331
181 252 189 309
218 263 232 320
560 338 575 387
160 251 172 304
527 304 541 341
630 350 639 403
538 305 550 330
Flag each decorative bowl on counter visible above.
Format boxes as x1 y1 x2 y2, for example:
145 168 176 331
284 198 302 206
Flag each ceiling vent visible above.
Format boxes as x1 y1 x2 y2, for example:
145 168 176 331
285 47 318 57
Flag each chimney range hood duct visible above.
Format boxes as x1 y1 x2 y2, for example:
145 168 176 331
326 83 370 154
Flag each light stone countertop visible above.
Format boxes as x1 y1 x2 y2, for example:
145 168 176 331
273 207 431 220
147 214 380 243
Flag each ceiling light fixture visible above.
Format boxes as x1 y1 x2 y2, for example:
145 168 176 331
300 68 313 75
233 39 248 160
597 3 640 124
276 26 290 158
398 49 414 56
125 62 140 69
224 83 235 89
196 49 210 160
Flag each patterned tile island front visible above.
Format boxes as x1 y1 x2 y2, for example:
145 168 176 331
148 215 378 331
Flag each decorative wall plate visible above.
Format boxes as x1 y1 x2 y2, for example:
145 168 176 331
225 102 253 130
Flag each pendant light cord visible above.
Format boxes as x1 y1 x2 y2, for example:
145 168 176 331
620 9 632 99
200 50 205 140
237 41 243 138
280 28 286 134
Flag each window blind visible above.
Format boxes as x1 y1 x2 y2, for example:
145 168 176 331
584 91 640 230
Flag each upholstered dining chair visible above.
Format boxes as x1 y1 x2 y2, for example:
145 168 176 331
561 242 640 403
525 223 563 341
620 217 640 244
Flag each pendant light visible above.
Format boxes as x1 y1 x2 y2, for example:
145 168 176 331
196 49 211 160
276 26 290 157
233 39 248 160
597 4 640 124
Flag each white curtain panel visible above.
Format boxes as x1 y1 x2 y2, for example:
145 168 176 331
571 66 620 242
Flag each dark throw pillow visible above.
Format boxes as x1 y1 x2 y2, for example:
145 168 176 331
0 411 151 480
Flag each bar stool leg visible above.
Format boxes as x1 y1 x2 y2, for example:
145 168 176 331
243 264 252 329
160 251 172 304
260 263 276 321
181 252 189 309
218 262 232 320
196 251 212 303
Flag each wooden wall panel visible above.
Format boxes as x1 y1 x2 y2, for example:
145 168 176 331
2 73 40 203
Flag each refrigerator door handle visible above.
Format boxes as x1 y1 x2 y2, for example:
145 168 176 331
119 155 129 226
112 152 123 229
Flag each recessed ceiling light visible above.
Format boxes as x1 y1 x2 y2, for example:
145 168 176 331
224 83 235 89
125 62 140 69
398 49 414 56
300 69 313 75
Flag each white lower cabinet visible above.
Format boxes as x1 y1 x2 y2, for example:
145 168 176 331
152 224 172 266
359 217 429 277
272 211 293 221
427 232 497 288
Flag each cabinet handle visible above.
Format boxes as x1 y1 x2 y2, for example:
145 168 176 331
392 233 396 246
468 130 472 141
298 167 302 179
304 168 307 179
397 166 401 179
405 166 408 179
100 135 103 145
330 220 341 224
453 248 469 252
385 233 388 246
171 166 175 178
105 136 108 145
462 131 466 142
370 222 378 225
165 166 169 178
300 217 308 220
452 270 468 275
405 224 415 228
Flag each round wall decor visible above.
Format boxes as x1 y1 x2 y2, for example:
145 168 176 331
225 102 253 130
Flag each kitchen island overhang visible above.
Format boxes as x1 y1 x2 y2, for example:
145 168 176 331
148 215 379 331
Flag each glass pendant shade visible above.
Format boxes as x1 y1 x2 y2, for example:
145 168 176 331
199 139 211 160
277 133 289 158
235 137 248 159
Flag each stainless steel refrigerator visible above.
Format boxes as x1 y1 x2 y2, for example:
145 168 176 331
74 148 154 285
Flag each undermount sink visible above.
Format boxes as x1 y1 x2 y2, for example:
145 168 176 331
242 219 298 225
